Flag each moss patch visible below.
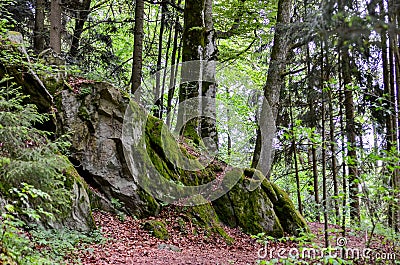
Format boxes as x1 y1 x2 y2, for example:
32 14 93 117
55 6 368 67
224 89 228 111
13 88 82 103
262 181 309 235
226 173 284 237
186 203 234 244
142 220 169 240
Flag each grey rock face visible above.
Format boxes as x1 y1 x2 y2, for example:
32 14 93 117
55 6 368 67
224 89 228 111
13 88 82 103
58 82 159 218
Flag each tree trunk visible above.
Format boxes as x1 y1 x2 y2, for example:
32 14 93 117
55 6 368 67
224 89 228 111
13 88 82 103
166 0 182 127
49 0 62 54
68 0 92 58
154 2 166 118
329 81 340 224
289 91 302 215
34 0 45 53
339 0 359 223
176 0 204 142
200 0 218 148
251 0 293 175
131 0 145 94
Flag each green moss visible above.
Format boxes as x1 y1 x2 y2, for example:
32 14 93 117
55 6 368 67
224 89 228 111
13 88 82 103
62 157 96 229
187 203 234 244
137 188 160 216
226 174 284 237
263 181 309 235
142 220 169 240
78 105 90 121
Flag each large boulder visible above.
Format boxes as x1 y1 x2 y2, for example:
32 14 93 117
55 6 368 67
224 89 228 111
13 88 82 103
57 81 160 218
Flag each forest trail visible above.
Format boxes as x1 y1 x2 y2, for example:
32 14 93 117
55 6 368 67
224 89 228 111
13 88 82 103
70 211 398 265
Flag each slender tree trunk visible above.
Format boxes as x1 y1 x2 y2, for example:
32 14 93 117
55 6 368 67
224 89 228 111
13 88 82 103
342 49 359 223
160 10 173 123
131 0 145 94
380 0 395 228
166 0 182 128
388 0 399 231
339 51 347 236
34 0 45 53
251 0 293 175
312 144 320 222
339 0 359 223
329 83 340 223
289 92 302 215
176 0 204 142
321 40 329 247
167 0 181 128
68 0 92 58
154 1 166 118
50 0 62 54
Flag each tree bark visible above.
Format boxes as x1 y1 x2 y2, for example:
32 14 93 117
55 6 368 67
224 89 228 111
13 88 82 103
339 0 360 223
68 0 92 58
251 0 293 176
166 0 182 127
50 0 62 54
176 0 218 147
154 1 166 118
34 0 45 53
201 0 218 148
131 0 145 94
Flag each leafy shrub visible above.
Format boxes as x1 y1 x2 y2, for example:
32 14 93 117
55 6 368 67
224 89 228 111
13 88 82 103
0 77 76 263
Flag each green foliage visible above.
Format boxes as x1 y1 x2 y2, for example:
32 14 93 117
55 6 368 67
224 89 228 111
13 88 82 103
29 227 105 263
1 201 54 264
0 78 72 219
0 78 85 263
111 197 126 221
0 0 16 32
0 205 104 264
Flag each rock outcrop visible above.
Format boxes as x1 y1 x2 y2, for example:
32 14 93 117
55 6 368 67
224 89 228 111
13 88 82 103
56 80 308 236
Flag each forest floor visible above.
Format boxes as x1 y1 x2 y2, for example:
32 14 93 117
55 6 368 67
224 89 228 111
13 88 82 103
68 210 399 265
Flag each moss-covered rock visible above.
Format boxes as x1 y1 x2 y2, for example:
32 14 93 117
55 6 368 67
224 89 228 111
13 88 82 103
53 158 96 231
214 170 284 237
142 220 169 240
187 203 234 244
214 168 309 237
262 181 309 235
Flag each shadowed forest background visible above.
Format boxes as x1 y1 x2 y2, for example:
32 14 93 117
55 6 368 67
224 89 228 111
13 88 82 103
0 0 399 264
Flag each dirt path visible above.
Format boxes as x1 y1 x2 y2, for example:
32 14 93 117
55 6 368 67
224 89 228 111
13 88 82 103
70 211 399 265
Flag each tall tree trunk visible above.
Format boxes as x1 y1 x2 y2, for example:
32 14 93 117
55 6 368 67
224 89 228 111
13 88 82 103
131 0 144 94
289 91 302 215
176 0 205 142
166 0 182 127
154 1 166 118
176 0 217 146
251 0 293 175
388 0 399 232
342 49 359 223
34 0 45 53
379 0 395 229
50 0 62 54
201 0 218 148
339 51 347 236
321 40 329 247
68 0 92 58
339 0 359 223
329 81 340 224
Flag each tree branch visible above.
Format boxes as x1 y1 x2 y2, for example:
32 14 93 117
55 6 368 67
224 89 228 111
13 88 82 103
215 0 245 39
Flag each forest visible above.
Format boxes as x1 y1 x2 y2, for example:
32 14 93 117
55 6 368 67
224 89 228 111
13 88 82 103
0 0 399 264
